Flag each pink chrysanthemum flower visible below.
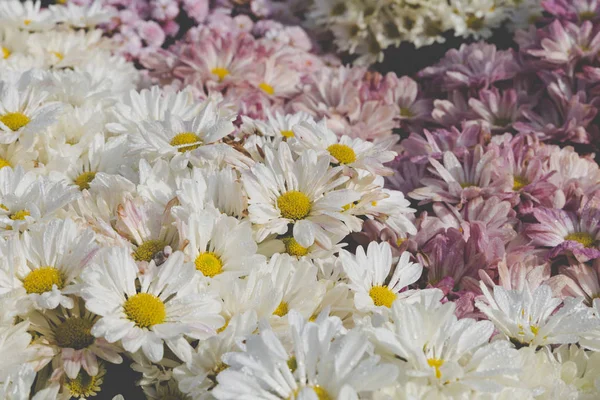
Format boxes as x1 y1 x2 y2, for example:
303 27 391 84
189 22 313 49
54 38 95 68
494 134 559 211
418 42 519 90
401 125 485 162
543 0 600 22
528 20 600 67
409 146 512 206
526 194 600 262
551 260 600 305
468 87 528 132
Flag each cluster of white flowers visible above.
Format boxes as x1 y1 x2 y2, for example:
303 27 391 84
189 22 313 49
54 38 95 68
306 0 543 65
0 1 599 400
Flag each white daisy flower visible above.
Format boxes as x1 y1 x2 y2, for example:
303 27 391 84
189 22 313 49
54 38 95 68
106 86 203 136
173 311 258 399
115 196 179 266
0 166 80 232
368 289 522 398
0 321 37 400
0 218 97 311
48 134 132 191
43 69 112 109
264 254 327 327
0 141 38 172
0 70 61 145
581 298 600 351
49 0 113 28
476 283 600 348
28 29 102 70
81 248 224 363
177 208 265 280
132 102 235 169
0 28 31 66
342 174 417 235
292 119 398 176
174 165 247 219
27 299 123 380
258 230 346 260
340 242 423 312
213 310 399 399
0 0 54 31
215 269 281 325
240 110 313 139
242 141 359 248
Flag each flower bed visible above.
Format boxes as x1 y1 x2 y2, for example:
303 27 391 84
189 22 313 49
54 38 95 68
0 1 600 399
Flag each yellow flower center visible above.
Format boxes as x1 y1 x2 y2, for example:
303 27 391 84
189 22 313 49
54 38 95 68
217 318 229 333
66 370 101 398
513 176 529 191
466 14 485 30
427 358 444 379
211 67 230 81
396 238 406 247
287 356 297 373
530 325 539 336
327 144 356 164
311 386 331 400
580 11 596 21
194 252 223 277
273 301 289 317
289 386 331 400
22 267 64 294
399 107 414 117
259 82 275 95
1 47 10 59
170 132 202 153
0 112 30 131
565 232 596 248
74 171 96 191
460 182 477 188
10 209 30 220
369 285 396 308
281 130 295 138
51 51 64 61
123 293 166 328
24 19 32 26
133 240 166 262
277 191 311 220
55 318 95 350
342 202 357 211
0 158 11 169
213 362 228 375
282 237 309 257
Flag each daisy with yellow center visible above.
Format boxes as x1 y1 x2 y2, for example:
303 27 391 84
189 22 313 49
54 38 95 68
180 210 265 280
133 100 234 167
212 311 398 399
291 120 398 175
173 312 258 396
242 142 360 249
340 242 423 312
29 300 123 380
0 70 62 144
1 218 97 311
116 198 176 266
81 248 224 363
0 167 80 233
65 366 105 399
369 291 522 396
266 254 326 325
